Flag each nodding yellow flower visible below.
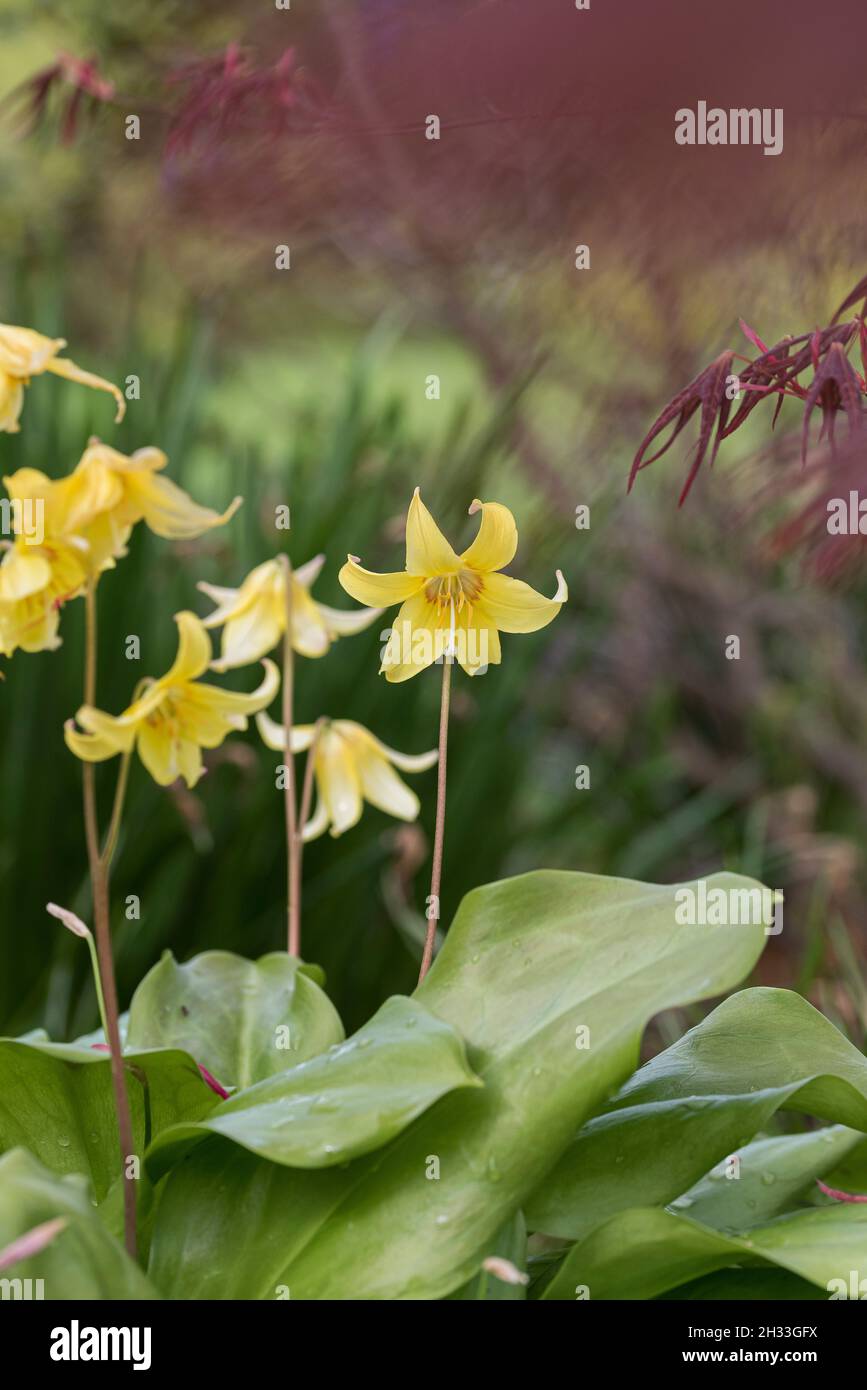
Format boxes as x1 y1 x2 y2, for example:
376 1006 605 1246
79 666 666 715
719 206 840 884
0 538 88 655
0 324 124 433
257 712 437 839
338 489 567 682
0 467 88 655
198 554 381 671
65 612 279 788
44 440 242 575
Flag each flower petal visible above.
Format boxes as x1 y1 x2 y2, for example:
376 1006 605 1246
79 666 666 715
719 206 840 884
455 608 501 677
381 590 448 683
339 557 422 608
255 711 315 754
316 601 382 638
44 355 125 422
137 720 204 787
317 730 363 837
192 658 279 718
301 795 330 842
460 499 518 572
293 553 326 589
478 569 568 633
354 746 422 822
405 488 461 575
0 549 51 601
291 584 330 658
165 612 213 684
333 721 438 773
124 469 241 539
0 372 24 432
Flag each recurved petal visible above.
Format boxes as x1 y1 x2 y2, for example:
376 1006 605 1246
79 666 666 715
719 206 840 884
316 601 383 638
335 721 438 774
479 569 568 633
43 355 125 422
405 488 461 575
165 611 213 684
355 746 421 822
64 704 135 762
460 499 518 572
192 658 279 718
255 711 315 754
293 553 326 589
339 557 422 608
124 468 241 538
0 325 64 376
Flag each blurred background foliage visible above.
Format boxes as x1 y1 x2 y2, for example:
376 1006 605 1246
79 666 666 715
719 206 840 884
0 0 865 1045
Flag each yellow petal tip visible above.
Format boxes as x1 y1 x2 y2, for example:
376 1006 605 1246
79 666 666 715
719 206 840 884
468 498 483 515
554 569 568 602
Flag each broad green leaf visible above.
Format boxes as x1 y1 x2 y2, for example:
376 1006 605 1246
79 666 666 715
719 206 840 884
540 1202 867 1300
149 869 768 1299
127 949 344 1090
0 1036 218 1201
670 1126 864 1231
526 989 867 1239
146 995 481 1178
446 1212 528 1300
0 1149 158 1300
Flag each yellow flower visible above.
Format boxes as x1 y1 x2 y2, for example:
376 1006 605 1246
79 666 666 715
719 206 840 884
0 324 124 433
65 612 279 787
44 440 242 576
257 712 437 839
198 554 381 670
0 538 88 655
338 489 567 681
0 468 88 655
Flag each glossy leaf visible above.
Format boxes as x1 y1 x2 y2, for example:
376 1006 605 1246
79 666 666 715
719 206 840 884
526 989 867 1239
148 868 768 1299
0 1149 158 1300
127 949 344 1090
540 1202 867 1300
0 1035 217 1201
146 995 481 1177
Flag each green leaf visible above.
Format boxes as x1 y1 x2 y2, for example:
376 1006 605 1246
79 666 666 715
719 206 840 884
148 869 769 1300
656 1267 829 1300
0 1149 158 1300
540 1202 867 1300
526 989 867 1240
446 1212 528 1300
146 995 481 1178
671 1126 864 1231
127 949 344 1090
0 1036 217 1201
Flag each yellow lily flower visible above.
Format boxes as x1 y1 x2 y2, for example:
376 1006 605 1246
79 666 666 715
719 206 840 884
65 611 279 787
0 537 88 655
338 489 567 681
36 440 242 575
198 554 381 670
257 712 437 839
0 324 124 433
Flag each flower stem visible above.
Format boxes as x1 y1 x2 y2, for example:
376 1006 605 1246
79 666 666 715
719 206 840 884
418 658 452 984
82 580 137 1261
279 556 301 957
